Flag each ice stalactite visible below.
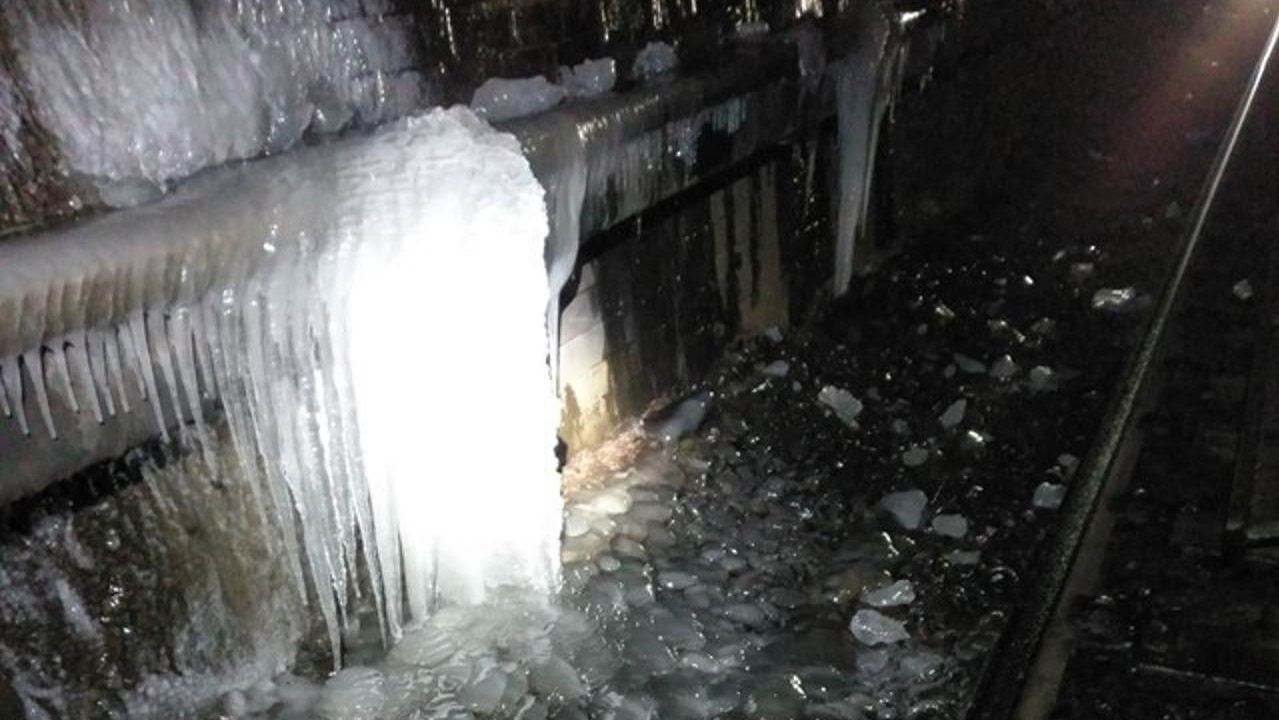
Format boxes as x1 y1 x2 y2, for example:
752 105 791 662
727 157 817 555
832 4 909 296
537 118 589 391
0 107 562 668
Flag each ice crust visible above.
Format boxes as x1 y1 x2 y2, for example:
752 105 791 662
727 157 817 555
1 0 426 206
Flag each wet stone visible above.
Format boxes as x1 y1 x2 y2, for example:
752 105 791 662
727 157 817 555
902 445 929 467
1033 482 1067 509
931 514 968 538
849 609 910 646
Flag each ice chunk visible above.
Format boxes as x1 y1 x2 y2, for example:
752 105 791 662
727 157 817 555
862 579 915 608
857 648 892 674
587 489 633 516
564 510 592 538
654 392 711 443
818 386 863 427
849 609 909 645
318 667 384 720
633 42 679 80
1234 279 1254 300
761 360 790 377
901 445 929 467
471 76 567 122
1028 365 1058 392
1069 262 1095 283
1092 287 1137 311
559 58 617 98
945 549 982 566
1058 453 1080 477
879 490 927 530
939 399 967 429
763 326 785 342
931 514 968 538
1033 482 1067 509
899 651 944 679
990 354 1019 379
953 354 986 374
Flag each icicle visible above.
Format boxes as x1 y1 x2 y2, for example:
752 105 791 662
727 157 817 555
0 362 10 418
22 350 57 440
104 330 130 414
540 118 588 392
49 342 79 415
127 311 168 442
68 331 104 424
832 4 895 296
188 305 218 400
169 308 213 467
146 311 187 432
88 331 116 418
0 355 28 435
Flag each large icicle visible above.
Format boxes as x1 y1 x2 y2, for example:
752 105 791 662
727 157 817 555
832 4 908 296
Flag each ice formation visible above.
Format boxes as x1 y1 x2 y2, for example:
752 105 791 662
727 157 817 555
632 42 679 80
832 4 908 295
560 58 618 98
0 0 426 205
0 108 562 667
471 77 568 123
818 385 864 427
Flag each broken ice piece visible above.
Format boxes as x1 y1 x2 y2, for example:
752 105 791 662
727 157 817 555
470 76 567 122
990 354 1018 379
953 354 986 374
856 648 891 674
818 386 863 428
654 393 711 443
901 445 929 467
879 490 928 530
849 609 910 646
558 57 617 97
762 360 790 378
1069 262 1095 283
862 579 916 608
633 41 679 80
1091 287 1136 312
931 514 968 538
945 549 982 566
1028 365 1057 392
1033 482 1067 509
939 399 967 429
763 326 784 343
1057 453 1080 477
1234 279 1254 301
